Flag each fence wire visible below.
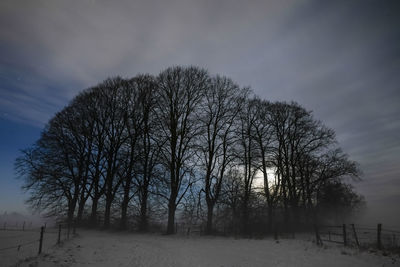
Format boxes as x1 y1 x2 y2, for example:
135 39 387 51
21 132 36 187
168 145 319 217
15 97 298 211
318 224 400 250
0 239 39 252
0 222 77 266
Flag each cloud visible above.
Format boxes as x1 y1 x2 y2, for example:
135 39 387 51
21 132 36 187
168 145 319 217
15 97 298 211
0 0 399 224
0 0 301 125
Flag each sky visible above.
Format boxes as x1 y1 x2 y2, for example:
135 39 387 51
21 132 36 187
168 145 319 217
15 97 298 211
0 0 399 227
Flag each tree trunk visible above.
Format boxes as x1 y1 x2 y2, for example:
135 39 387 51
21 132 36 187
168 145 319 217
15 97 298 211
120 199 128 230
267 205 273 233
241 199 249 235
139 190 148 232
120 180 131 230
90 196 99 226
67 199 77 224
76 199 85 224
166 199 176 234
104 195 112 228
206 202 214 235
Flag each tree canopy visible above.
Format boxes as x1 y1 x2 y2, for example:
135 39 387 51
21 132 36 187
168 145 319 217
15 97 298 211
15 66 363 235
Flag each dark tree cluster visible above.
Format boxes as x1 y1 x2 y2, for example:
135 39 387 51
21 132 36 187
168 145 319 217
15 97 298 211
15 66 364 235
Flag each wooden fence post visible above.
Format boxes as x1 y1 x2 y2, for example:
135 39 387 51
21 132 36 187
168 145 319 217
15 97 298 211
314 224 322 246
377 223 382 250
351 224 360 248
342 224 347 246
38 226 44 254
57 224 61 244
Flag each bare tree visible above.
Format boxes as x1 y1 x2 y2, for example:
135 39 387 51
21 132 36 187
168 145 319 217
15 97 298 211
85 88 108 226
96 78 130 228
16 145 70 219
136 75 160 231
154 66 208 234
117 76 149 229
15 99 93 223
15 66 363 235
266 102 360 227
236 98 258 235
120 74 160 231
198 76 247 234
250 98 276 231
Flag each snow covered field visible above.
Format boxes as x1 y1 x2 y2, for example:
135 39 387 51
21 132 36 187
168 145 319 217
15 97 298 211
0 226 73 267
6 229 399 267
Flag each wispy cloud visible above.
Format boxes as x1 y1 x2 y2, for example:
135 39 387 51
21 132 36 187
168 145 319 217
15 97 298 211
0 0 399 224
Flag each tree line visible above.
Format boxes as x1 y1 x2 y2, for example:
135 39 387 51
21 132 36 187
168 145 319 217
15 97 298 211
15 66 364 235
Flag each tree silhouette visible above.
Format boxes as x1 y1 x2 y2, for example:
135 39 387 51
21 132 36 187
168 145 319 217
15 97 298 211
15 66 363 235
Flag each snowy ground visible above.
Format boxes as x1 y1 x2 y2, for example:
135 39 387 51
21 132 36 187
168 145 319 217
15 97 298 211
7 229 400 267
0 227 70 267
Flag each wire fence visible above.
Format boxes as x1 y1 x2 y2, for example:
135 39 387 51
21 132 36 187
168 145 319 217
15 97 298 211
175 221 400 253
0 222 77 267
317 223 400 250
